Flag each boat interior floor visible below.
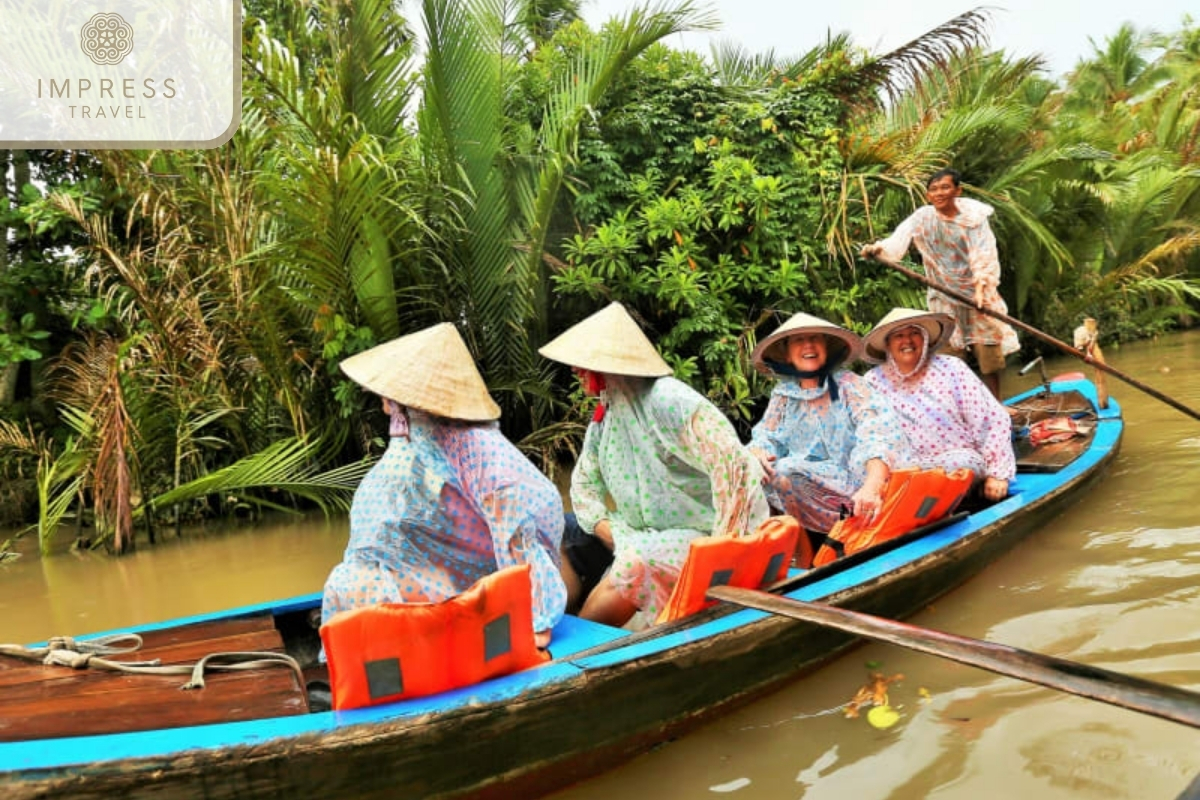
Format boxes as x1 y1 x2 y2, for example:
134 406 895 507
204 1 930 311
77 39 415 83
1010 388 1099 473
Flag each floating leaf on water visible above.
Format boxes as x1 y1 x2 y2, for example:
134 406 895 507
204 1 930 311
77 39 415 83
867 705 901 729
919 687 932 703
843 672 906 719
865 660 882 669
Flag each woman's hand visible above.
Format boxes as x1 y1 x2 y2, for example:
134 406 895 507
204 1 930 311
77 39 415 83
748 447 776 481
852 460 890 519
850 482 884 520
982 477 1009 501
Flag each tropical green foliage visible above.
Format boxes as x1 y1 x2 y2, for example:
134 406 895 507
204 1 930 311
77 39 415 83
0 0 433 551
0 311 50 366
0 0 720 549
1044 18 1200 340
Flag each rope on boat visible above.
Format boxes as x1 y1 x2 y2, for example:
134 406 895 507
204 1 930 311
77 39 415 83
0 632 146 663
0 634 304 690
179 651 305 690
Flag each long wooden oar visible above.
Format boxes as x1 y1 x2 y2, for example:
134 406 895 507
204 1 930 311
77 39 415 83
708 585 1200 728
869 256 1200 423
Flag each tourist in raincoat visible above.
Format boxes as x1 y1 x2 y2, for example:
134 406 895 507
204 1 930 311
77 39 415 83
321 323 567 646
863 308 1015 502
747 313 908 535
539 302 769 627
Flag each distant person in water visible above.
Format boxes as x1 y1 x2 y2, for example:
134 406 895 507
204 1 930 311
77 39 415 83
863 308 1015 502
321 323 567 647
747 312 908 534
540 302 769 627
861 168 1019 398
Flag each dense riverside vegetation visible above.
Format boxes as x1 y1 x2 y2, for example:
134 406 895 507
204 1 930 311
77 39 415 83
1 2 1197 555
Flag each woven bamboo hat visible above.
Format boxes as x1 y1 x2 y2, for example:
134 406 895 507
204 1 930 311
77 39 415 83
538 302 672 377
339 323 501 421
862 308 955 364
751 312 862 376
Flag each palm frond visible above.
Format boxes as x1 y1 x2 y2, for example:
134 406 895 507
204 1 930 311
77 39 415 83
0 420 39 456
710 40 781 87
145 437 372 516
522 0 720 348
840 7 996 105
33 431 89 556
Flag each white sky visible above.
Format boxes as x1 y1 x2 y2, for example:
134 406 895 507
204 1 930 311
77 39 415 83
580 1 1197 77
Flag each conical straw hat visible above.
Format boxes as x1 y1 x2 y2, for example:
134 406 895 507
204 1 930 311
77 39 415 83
538 302 671 377
339 323 500 421
862 308 955 364
751 312 862 376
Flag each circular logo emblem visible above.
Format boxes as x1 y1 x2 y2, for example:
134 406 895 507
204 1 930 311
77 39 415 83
80 13 134 66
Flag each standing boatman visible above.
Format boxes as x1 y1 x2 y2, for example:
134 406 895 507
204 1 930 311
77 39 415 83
861 168 1020 398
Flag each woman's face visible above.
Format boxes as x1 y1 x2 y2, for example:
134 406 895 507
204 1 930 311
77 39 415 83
785 333 828 372
886 325 925 373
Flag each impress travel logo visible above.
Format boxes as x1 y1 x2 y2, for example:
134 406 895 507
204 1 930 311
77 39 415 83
0 1 240 149
80 13 135 66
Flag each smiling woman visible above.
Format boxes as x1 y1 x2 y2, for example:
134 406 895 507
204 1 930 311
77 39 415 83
747 312 908 536
863 307 1016 503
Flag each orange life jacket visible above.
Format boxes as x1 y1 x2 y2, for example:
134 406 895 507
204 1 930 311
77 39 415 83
811 467 973 567
319 564 549 711
657 516 801 624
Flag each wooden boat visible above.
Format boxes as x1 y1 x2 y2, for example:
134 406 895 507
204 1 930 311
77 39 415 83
0 376 1122 800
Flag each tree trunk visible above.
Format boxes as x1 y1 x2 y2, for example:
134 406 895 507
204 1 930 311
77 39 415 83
0 365 16 408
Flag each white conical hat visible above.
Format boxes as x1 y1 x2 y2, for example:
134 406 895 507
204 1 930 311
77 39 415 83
862 307 955 364
538 302 671 377
339 323 500 421
751 312 862 376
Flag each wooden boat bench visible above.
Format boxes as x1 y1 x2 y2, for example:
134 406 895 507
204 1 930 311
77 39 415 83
0 614 308 743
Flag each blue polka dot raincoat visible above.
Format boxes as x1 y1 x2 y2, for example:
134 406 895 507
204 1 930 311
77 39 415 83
322 410 567 633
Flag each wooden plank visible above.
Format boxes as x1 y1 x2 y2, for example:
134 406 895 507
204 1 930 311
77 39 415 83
1010 388 1099 472
0 669 308 742
0 616 285 690
0 614 308 743
0 629 287 695
1008 389 1094 425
